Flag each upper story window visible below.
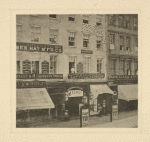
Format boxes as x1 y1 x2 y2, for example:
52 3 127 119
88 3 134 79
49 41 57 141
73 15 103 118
110 59 116 75
110 33 115 44
50 55 57 74
127 60 131 75
31 26 41 42
82 15 89 24
68 32 76 47
119 35 124 50
83 34 89 48
126 37 130 51
69 56 76 74
97 58 102 73
84 57 90 73
17 61 20 74
125 16 130 29
96 18 102 26
119 60 125 75
118 15 125 28
108 15 115 26
96 36 103 50
49 29 58 44
16 24 22 42
68 15 75 22
49 15 57 18
133 17 138 31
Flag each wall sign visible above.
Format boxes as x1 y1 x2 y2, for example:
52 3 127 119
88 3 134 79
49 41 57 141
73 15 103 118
110 75 138 79
110 49 138 56
114 79 138 84
16 42 63 53
66 90 83 97
16 74 63 79
81 49 93 54
23 60 31 74
68 73 105 79
42 60 49 74
77 62 83 73
17 81 46 88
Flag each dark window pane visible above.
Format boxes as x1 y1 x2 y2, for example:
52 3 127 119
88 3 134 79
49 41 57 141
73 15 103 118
69 17 75 21
83 20 88 24
49 15 56 18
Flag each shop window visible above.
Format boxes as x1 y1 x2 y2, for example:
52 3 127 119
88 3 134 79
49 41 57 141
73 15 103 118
17 61 20 74
31 26 41 42
16 25 22 42
69 56 76 74
97 58 102 73
83 35 89 48
49 29 58 44
49 15 57 18
127 60 131 75
126 37 130 51
23 60 31 74
84 57 90 73
119 60 125 75
118 15 125 28
32 61 39 74
110 59 116 75
68 32 76 47
120 35 124 50
68 15 75 22
50 55 57 74
41 60 49 74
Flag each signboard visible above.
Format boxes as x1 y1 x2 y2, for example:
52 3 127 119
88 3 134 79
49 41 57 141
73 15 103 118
80 108 89 127
114 79 138 84
110 49 138 56
16 74 63 79
81 49 93 54
16 42 63 53
42 60 49 74
66 90 83 97
68 73 105 79
23 60 31 74
16 81 46 88
112 105 118 119
110 75 138 79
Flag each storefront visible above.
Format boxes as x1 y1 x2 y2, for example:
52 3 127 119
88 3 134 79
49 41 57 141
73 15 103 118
16 82 55 126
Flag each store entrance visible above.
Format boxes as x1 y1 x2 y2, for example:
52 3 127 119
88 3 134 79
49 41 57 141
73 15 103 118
65 97 82 117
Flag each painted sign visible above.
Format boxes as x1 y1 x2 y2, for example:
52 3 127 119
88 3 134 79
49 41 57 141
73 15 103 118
22 60 31 74
16 81 46 88
42 60 49 74
80 108 89 127
66 90 83 97
68 73 105 79
81 49 93 54
16 74 63 79
16 42 63 53
110 75 138 79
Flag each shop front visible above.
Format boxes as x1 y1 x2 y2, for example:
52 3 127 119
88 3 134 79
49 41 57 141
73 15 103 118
16 82 55 127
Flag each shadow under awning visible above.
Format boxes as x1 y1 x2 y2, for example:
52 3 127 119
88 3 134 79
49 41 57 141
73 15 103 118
16 88 55 110
118 85 138 101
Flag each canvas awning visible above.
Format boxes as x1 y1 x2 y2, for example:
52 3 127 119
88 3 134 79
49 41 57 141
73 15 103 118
118 85 138 101
90 84 114 98
16 88 55 110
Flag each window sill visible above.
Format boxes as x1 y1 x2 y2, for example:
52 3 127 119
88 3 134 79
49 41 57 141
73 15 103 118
69 46 76 48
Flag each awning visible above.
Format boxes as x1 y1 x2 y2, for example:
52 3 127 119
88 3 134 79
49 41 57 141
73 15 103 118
118 85 138 101
16 88 55 110
90 84 114 98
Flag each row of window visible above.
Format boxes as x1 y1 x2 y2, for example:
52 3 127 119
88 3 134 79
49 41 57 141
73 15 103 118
109 33 138 51
49 14 103 25
17 25 103 49
17 56 103 74
108 15 138 30
110 59 138 75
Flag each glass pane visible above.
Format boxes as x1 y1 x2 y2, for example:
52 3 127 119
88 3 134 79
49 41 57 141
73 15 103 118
32 61 36 73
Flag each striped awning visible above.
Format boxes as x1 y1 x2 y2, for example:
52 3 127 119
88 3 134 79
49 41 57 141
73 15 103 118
16 88 55 110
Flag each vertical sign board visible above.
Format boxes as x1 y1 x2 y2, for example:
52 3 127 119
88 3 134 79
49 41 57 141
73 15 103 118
112 105 118 119
80 108 89 127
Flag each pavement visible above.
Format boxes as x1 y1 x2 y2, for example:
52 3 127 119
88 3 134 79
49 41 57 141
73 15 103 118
18 110 138 128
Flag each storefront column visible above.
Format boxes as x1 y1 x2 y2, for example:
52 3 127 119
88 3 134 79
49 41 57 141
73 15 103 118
131 58 135 75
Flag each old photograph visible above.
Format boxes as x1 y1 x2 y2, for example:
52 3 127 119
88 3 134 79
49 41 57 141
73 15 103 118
16 14 138 128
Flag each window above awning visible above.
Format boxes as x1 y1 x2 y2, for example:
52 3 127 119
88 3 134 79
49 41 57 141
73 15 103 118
90 84 114 98
118 85 138 101
16 88 55 110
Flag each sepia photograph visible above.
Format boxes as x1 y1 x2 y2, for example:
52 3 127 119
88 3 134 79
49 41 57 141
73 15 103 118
16 14 138 128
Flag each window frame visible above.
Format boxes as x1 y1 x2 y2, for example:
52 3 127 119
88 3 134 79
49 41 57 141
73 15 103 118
16 24 22 42
97 58 102 73
126 36 130 51
83 34 90 48
68 32 76 47
49 29 58 44
30 25 41 43
119 35 124 51
84 56 91 73
110 58 116 75
49 15 57 18
69 56 77 74
68 15 75 22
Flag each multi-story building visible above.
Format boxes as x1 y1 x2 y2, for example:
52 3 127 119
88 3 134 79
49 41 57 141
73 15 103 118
106 14 138 111
16 14 115 123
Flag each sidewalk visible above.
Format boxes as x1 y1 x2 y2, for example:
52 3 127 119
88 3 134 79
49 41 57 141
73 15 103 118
22 110 138 128
87 115 138 128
